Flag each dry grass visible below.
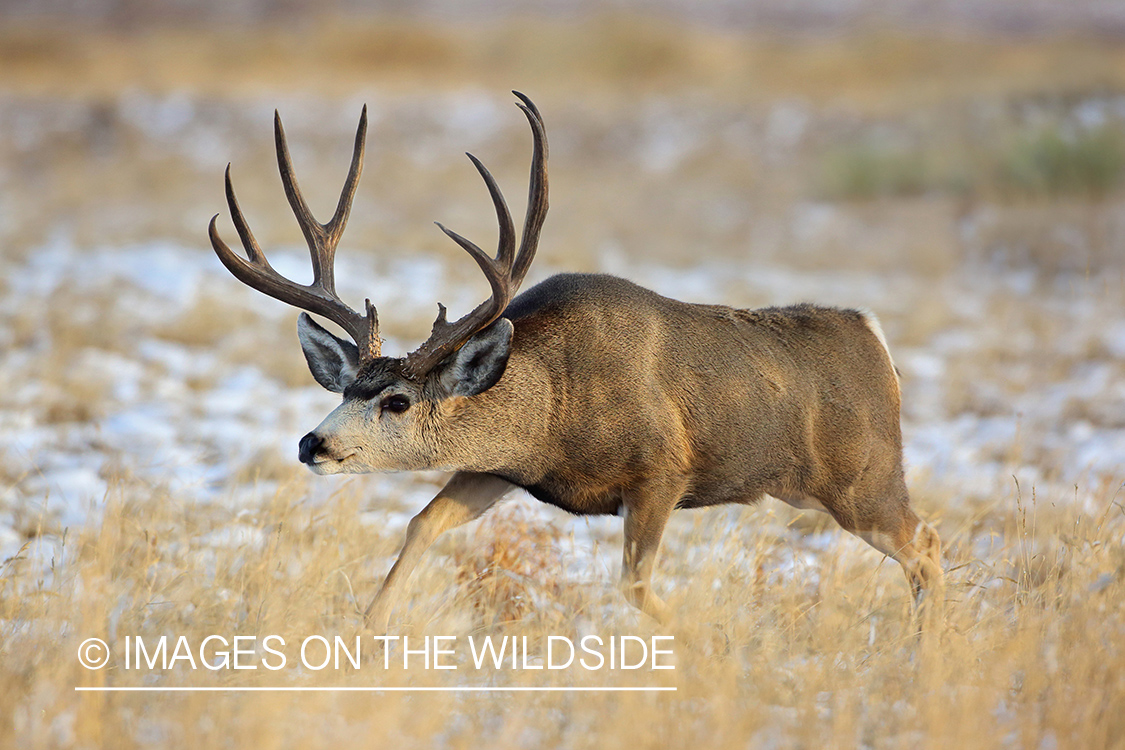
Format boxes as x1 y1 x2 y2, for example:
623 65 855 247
1 474 1123 748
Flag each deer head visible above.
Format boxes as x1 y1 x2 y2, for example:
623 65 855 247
209 92 548 475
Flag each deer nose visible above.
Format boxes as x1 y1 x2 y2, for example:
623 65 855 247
298 432 323 465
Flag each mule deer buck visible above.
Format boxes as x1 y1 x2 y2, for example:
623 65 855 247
210 92 942 630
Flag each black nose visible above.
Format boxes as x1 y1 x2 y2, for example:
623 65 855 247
298 432 323 465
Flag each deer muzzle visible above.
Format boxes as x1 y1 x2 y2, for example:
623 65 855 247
298 432 324 466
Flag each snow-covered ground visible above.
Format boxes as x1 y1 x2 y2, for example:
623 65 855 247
2 234 1122 568
1 90 1122 580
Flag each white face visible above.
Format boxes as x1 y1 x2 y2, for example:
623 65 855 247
295 312 515 475
302 384 433 475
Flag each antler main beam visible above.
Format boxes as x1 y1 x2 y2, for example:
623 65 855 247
209 106 381 362
401 91 549 380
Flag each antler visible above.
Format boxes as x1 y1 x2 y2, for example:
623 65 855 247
402 91 548 380
209 106 381 363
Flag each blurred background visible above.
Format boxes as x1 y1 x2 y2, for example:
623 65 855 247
3 3 1125 747
1 0 1124 581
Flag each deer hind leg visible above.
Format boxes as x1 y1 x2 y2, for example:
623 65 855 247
810 467 942 604
781 486 942 604
364 471 517 633
841 483 945 607
855 508 945 602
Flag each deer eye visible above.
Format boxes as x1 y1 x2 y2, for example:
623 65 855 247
380 394 411 414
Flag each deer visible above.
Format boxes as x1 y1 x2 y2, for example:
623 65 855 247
209 92 943 632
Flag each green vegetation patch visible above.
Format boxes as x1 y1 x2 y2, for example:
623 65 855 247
997 125 1125 199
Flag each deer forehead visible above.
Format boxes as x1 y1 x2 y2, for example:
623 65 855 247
341 360 416 402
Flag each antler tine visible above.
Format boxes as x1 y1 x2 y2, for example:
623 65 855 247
273 106 368 289
223 163 271 268
210 107 380 362
273 111 325 283
328 105 368 244
401 93 548 381
511 91 548 288
435 221 512 298
466 152 517 268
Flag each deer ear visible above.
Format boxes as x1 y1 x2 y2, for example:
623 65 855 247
298 313 360 393
437 318 513 398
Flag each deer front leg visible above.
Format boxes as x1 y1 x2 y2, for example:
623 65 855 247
620 475 685 624
365 471 517 632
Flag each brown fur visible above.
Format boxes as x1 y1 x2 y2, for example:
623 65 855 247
347 272 942 627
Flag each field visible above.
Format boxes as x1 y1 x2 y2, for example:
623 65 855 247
2 11 1125 749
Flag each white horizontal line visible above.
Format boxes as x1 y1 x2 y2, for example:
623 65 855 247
75 686 676 693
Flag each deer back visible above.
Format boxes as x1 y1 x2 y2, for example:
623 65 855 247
463 272 903 517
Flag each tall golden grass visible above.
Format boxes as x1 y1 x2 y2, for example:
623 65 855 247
2 471 1123 748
